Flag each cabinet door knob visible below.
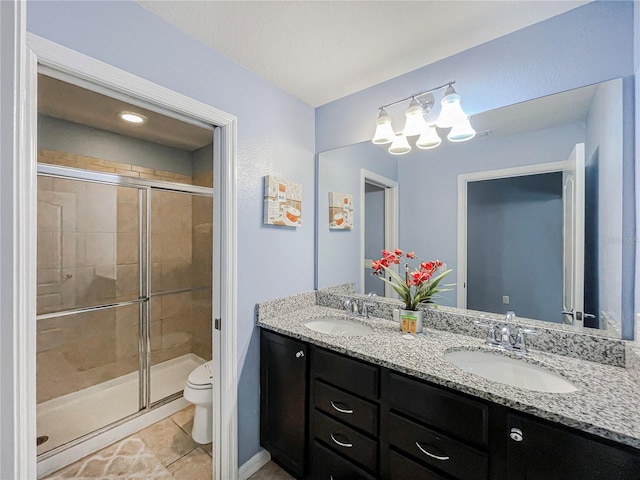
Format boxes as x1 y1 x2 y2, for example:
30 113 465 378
510 427 524 442
330 400 354 414
415 441 450 461
295 350 305 358
330 432 353 448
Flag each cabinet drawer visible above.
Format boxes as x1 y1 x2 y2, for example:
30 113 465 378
389 372 488 446
388 412 488 480
312 347 379 399
309 441 376 480
314 380 378 436
313 410 378 472
388 449 450 480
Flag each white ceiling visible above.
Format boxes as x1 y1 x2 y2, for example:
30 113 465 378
137 0 589 107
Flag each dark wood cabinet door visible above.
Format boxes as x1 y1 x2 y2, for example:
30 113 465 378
507 413 640 480
260 330 308 478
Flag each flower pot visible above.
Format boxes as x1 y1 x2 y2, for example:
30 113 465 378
400 309 424 334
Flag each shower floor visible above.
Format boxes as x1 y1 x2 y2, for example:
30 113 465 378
37 353 206 456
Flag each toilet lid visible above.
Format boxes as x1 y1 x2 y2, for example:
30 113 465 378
188 361 213 386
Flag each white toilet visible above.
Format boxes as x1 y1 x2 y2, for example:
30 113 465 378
183 361 213 444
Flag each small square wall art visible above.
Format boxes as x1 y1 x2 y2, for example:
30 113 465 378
329 192 353 229
263 175 302 227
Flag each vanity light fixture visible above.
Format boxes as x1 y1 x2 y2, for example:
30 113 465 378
371 81 475 155
118 111 147 124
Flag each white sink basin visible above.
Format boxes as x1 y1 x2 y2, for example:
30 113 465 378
445 349 577 393
304 318 373 336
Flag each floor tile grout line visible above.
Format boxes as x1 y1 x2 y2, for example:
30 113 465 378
164 445 200 468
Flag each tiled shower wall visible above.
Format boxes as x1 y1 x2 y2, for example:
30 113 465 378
37 150 212 404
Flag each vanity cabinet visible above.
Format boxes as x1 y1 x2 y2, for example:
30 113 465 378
308 345 381 479
506 413 640 480
260 330 308 478
259 329 640 480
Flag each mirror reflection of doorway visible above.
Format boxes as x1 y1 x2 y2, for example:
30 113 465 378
364 182 386 296
466 172 564 322
361 170 398 297
462 143 598 326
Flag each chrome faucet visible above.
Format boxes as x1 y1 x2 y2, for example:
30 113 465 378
474 310 539 354
344 295 376 319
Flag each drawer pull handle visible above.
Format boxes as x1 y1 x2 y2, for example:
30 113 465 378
330 433 353 448
330 401 354 414
415 441 450 461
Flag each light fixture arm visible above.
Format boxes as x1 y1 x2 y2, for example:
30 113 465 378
377 81 456 110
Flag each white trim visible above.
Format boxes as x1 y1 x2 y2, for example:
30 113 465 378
456 161 569 308
360 170 398 296
238 448 271 480
1 3 37 478
25 34 238 479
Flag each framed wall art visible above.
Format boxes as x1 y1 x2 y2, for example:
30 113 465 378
263 175 302 227
328 192 353 229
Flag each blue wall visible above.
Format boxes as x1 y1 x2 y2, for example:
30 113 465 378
467 173 563 322
27 0 315 466
316 142 397 292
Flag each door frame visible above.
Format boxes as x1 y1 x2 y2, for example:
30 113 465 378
456 161 568 309
360 169 398 297
10 32 238 479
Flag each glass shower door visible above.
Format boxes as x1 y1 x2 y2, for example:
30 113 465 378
36 175 145 455
148 189 213 405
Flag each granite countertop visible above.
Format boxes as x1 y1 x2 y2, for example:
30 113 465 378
257 304 640 450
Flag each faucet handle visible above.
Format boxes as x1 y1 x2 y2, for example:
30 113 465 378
344 299 357 315
512 327 540 353
474 320 500 346
345 298 360 315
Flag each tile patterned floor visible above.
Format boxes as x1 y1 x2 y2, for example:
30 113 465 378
43 405 294 479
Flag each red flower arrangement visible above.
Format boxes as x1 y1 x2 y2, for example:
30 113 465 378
372 248 452 311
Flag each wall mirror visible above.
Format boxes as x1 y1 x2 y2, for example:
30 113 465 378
316 78 633 339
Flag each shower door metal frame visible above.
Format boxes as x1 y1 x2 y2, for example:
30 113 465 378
36 163 215 455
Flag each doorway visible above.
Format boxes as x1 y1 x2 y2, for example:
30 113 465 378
360 170 398 297
457 144 590 326
15 35 238 479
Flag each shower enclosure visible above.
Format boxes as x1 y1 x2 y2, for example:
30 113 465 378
35 86 215 456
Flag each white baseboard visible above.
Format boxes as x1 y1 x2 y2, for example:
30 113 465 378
238 448 271 480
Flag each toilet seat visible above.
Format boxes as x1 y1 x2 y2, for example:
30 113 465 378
186 361 213 390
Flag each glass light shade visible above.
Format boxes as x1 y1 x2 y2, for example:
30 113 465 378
403 98 427 137
372 109 395 144
447 118 476 142
388 134 411 155
416 125 442 150
436 92 469 129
